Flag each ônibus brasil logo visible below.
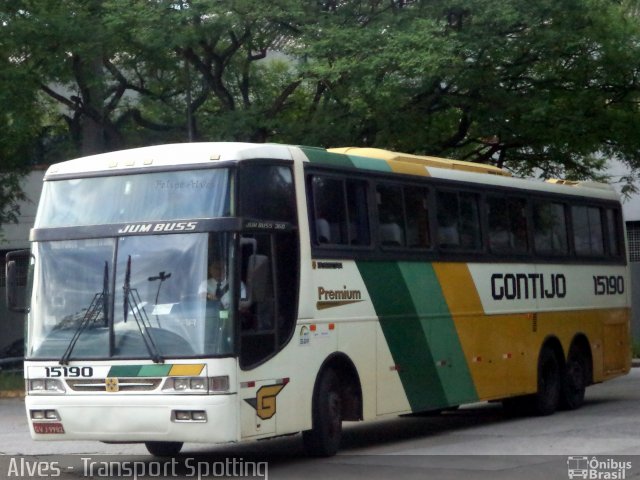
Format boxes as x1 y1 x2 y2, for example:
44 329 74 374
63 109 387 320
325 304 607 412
567 456 632 479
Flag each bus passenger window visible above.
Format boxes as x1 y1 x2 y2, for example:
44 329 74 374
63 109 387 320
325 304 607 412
533 202 568 255
377 184 405 247
312 176 347 245
346 180 370 246
405 186 430 249
436 191 481 250
572 206 604 256
606 209 622 256
310 175 370 247
487 196 528 253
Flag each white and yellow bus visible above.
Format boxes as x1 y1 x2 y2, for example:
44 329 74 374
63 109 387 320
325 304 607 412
7 142 630 457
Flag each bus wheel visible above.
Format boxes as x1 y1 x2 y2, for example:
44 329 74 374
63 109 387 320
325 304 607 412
561 346 587 410
532 346 561 416
145 441 183 457
303 369 342 457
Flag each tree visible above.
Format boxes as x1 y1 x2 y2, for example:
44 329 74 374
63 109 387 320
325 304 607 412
294 0 640 184
2 0 640 220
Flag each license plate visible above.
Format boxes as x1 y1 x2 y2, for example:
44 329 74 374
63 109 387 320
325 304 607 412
33 422 65 434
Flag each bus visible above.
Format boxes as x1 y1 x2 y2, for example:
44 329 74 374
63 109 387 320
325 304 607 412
6 142 630 457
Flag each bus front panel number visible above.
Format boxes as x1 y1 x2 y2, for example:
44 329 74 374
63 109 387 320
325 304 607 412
593 275 624 296
45 366 94 378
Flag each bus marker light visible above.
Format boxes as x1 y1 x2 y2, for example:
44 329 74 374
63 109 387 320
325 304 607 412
240 381 255 389
329 323 335 330
310 325 316 332
209 376 230 393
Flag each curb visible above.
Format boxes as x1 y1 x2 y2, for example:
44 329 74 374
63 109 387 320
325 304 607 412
0 390 24 399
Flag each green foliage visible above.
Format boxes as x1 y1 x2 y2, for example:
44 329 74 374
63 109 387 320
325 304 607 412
0 370 24 392
1 0 640 224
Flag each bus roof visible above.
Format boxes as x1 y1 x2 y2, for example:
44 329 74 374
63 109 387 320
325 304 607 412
45 142 296 177
44 142 619 202
329 147 511 176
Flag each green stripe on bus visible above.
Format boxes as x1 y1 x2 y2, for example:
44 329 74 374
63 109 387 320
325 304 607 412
138 364 173 377
356 261 447 411
107 364 173 377
347 155 393 172
397 262 478 405
357 261 478 411
300 147 354 169
107 365 144 377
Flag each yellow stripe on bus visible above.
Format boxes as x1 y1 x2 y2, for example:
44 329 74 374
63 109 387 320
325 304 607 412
432 263 632 401
432 263 536 400
168 364 205 376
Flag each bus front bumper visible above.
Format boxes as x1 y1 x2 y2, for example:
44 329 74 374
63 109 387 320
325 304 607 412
25 394 239 444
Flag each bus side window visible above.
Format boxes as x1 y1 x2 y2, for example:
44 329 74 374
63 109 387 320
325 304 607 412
377 184 405 247
436 190 481 250
487 196 528 253
533 201 568 255
572 205 604 256
310 175 370 247
606 209 622 257
239 232 298 369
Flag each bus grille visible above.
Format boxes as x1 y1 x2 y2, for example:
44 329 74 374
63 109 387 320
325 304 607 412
66 378 162 392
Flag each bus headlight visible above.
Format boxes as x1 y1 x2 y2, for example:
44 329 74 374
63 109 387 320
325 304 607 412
173 378 189 391
28 379 66 394
162 376 229 394
189 378 207 391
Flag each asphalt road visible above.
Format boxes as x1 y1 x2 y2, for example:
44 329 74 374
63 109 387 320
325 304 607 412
1 370 640 479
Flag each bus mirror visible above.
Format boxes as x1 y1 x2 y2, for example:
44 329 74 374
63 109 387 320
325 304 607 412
6 249 31 314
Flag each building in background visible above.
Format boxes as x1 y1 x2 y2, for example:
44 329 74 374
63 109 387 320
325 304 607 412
607 160 640 343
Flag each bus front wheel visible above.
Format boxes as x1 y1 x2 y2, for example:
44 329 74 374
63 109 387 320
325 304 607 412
145 441 183 457
303 369 342 457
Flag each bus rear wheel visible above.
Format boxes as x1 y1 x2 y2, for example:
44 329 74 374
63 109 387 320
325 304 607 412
145 441 183 457
303 369 342 457
532 345 561 416
561 346 587 410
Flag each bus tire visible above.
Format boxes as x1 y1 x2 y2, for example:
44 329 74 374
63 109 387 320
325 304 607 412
302 369 342 457
561 345 587 410
532 345 561 416
145 441 183 457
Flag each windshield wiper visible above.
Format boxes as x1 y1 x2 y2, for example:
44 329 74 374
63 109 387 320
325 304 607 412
122 255 164 363
148 271 171 328
60 261 109 365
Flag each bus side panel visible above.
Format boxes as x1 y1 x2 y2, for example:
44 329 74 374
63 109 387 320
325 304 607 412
356 261 479 414
438 263 630 401
237 322 338 440
434 262 539 399
310 260 383 420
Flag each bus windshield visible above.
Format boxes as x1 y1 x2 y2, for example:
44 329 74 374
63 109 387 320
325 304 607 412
28 232 236 360
35 168 231 228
